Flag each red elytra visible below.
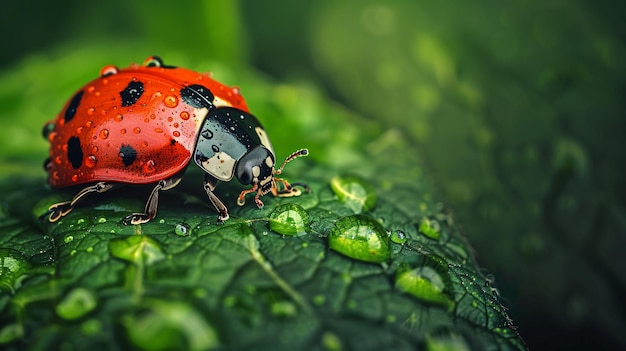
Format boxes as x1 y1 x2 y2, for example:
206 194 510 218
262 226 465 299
44 56 248 187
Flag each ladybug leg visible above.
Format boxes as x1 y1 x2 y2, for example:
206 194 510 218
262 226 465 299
43 182 114 222
123 175 183 225
237 183 259 207
273 178 311 198
203 174 230 223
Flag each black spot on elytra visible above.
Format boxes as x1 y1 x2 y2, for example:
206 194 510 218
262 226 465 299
120 81 144 107
119 144 137 166
65 90 83 123
170 139 177 146
181 84 215 110
67 136 83 169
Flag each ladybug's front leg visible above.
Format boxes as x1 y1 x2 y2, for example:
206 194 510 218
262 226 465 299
42 182 114 222
203 174 229 224
123 175 183 225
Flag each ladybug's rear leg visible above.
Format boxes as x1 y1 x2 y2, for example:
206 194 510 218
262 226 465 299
123 175 183 225
43 182 115 222
203 174 229 224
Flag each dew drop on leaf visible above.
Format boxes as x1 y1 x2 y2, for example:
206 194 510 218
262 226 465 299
390 230 407 244
330 175 376 213
328 214 390 263
418 217 441 240
56 287 97 320
395 256 455 310
269 204 310 235
109 235 165 265
0 248 32 293
175 223 191 237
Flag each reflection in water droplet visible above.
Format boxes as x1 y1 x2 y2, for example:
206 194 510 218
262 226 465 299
418 217 441 240
330 175 376 213
164 95 179 108
328 215 390 263
56 288 98 320
109 235 165 265
395 258 454 310
99 129 109 139
201 130 213 139
175 223 191 236
85 155 97 168
0 248 32 293
269 204 310 235
390 230 407 244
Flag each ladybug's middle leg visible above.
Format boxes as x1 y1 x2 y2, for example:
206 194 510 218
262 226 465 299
203 174 229 224
43 182 115 222
123 174 183 225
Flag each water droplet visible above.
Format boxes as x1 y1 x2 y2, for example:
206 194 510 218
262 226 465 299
97 217 107 223
56 288 97 320
328 215 390 263
71 174 79 182
201 130 213 139
134 127 141 134
141 141 149 148
87 107 95 116
164 95 179 108
99 129 109 139
270 301 297 317
75 126 84 134
173 131 181 137
180 111 190 120
321 332 342 351
0 248 32 293
85 155 97 168
418 217 441 240
115 113 124 122
395 256 454 310
269 204 310 236
109 235 165 265
64 235 74 243
155 127 164 133
175 223 191 237
390 230 407 244
120 128 127 134
330 175 376 213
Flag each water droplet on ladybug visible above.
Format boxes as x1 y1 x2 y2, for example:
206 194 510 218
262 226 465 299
164 95 179 108
180 111 190 120
52 171 60 180
120 128 127 134
86 120 94 127
47 131 58 142
134 127 141 134
167 117 173 123
92 146 98 153
173 122 179 128
76 126 84 134
115 114 124 122
99 129 109 139
54 156 63 164
87 107 95 116
143 160 156 174
85 155 97 168
141 141 148 148
100 65 119 77
173 131 181 137
155 127 164 133
201 130 213 139
71 174 79 182
87 86 96 94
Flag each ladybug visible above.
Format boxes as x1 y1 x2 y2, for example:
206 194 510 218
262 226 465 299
42 56 308 225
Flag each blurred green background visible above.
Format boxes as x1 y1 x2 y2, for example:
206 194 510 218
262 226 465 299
1 0 625 349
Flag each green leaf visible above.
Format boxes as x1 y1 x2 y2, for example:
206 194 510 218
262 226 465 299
0 49 525 350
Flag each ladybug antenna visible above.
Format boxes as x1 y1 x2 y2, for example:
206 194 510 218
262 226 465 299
275 148 308 175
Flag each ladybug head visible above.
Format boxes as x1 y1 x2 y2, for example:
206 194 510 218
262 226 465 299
235 146 276 194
